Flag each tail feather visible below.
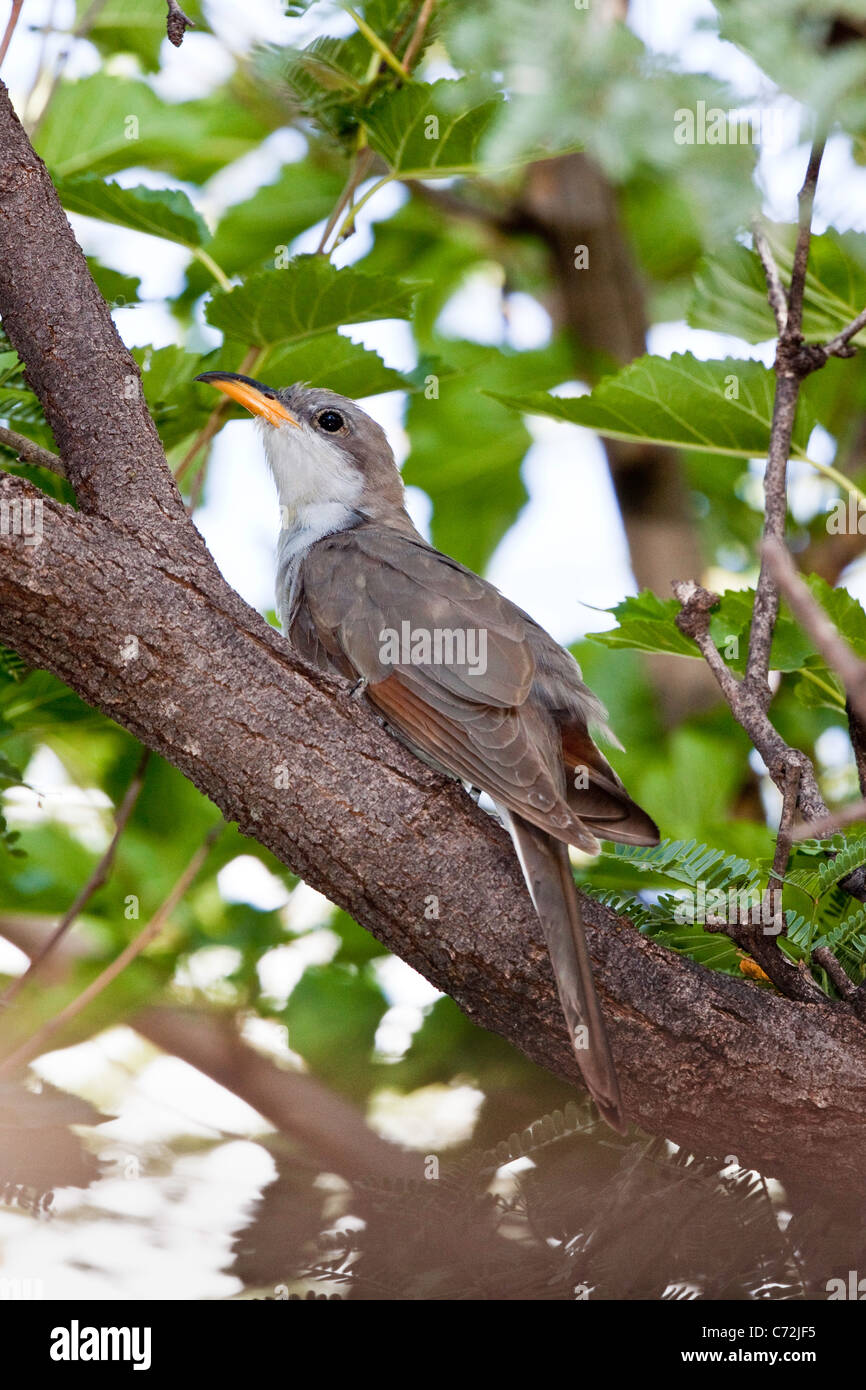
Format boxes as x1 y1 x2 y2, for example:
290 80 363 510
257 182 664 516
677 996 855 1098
504 808 626 1133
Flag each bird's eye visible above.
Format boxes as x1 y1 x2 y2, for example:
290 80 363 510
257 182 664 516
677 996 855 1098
317 409 345 433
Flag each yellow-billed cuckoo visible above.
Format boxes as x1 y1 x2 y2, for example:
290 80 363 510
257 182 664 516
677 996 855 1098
196 371 659 1130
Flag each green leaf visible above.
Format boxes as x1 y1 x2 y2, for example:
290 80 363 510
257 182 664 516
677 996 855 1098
282 964 388 1096
707 590 815 676
278 3 425 137
589 581 858 690
0 645 27 684
587 592 699 659
404 339 573 573
134 345 211 450
205 257 422 347
255 335 407 398
182 161 345 300
193 336 408 434
35 76 272 182
55 176 209 249
688 243 777 344
690 226 866 346
489 354 816 461
363 77 505 177
0 750 24 787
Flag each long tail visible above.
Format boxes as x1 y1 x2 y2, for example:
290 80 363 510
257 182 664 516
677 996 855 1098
503 808 626 1133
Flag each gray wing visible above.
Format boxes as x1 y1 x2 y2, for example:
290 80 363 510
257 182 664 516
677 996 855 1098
297 524 657 850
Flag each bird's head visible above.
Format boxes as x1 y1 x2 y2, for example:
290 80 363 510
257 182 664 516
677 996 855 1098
195 373 404 523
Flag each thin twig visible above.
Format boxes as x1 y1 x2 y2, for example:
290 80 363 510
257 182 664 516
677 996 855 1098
0 823 221 1078
765 760 801 923
787 134 826 337
345 6 408 78
752 223 788 335
0 750 150 1008
824 305 866 358
703 762 825 1002
316 145 375 255
745 136 827 702
0 424 65 477
792 798 866 842
846 695 866 799
0 0 24 69
402 0 436 72
673 582 837 829
812 946 860 1003
763 536 866 724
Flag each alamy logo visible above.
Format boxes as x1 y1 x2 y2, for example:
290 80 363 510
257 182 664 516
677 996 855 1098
827 1270 866 1299
379 622 488 676
0 496 43 546
49 1321 152 1371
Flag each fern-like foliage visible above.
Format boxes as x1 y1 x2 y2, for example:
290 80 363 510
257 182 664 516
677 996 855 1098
0 643 26 683
582 834 866 989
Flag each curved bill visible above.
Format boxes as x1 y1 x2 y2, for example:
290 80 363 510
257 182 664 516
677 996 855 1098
195 372 299 428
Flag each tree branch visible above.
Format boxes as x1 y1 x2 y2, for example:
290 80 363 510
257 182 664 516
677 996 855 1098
752 222 788 335
763 536 866 723
745 137 826 702
0 424 64 476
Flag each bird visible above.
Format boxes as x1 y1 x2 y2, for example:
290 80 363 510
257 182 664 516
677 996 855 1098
196 371 660 1131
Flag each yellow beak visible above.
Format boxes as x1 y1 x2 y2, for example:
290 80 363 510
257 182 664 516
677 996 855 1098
195 372 300 428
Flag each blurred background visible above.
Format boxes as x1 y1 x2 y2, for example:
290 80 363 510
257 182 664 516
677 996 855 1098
2 0 866 1299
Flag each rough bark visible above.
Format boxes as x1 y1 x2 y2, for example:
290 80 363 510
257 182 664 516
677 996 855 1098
2 80 866 1198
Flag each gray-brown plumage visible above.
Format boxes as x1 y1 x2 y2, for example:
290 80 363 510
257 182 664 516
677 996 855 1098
196 371 660 1131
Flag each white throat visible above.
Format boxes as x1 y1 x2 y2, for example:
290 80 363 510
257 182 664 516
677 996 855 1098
259 418 363 625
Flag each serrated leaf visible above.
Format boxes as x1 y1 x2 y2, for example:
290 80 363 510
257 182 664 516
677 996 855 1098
690 226 866 346
489 354 816 461
364 78 505 177
587 592 700 659
205 257 421 347
256 334 407 398
689 243 777 344
55 175 209 249
193 335 407 431
590 580 863 694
